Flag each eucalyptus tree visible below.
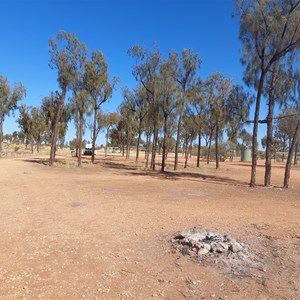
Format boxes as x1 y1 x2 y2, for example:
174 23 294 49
69 44 90 167
103 112 119 157
273 123 289 161
173 49 201 170
3 134 12 143
71 89 90 167
18 105 47 153
135 88 149 162
158 57 178 172
122 86 149 162
17 105 32 150
237 0 300 186
0 76 26 151
181 111 198 168
226 85 253 144
109 119 126 154
202 82 216 165
48 31 87 165
118 100 136 159
85 50 117 163
42 92 72 150
41 92 59 143
206 73 231 169
263 64 294 185
143 113 154 168
284 70 300 188
283 107 300 188
128 44 161 170
226 84 253 160
30 107 48 152
188 78 206 167
238 128 252 151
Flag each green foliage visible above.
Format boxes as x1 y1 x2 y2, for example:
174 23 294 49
0 75 26 150
69 138 85 150
237 0 300 89
49 31 87 90
0 76 26 118
17 105 48 151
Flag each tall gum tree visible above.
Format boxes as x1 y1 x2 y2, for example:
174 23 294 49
188 78 205 167
284 70 300 188
226 84 254 149
0 76 26 151
236 0 300 186
122 86 149 162
205 72 231 169
158 57 177 172
70 43 89 167
173 49 201 171
128 44 161 171
48 31 87 166
264 63 294 185
85 50 116 164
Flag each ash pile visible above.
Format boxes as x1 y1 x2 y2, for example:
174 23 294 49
171 228 264 276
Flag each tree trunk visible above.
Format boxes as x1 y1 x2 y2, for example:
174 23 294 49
75 113 80 157
126 131 130 159
145 133 150 168
264 65 278 186
207 137 212 165
151 119 158 171
197 128 201 167
184 140 190 168
174 112 182 170
136 119 142 163
105 127 109 157
283 119 300 188
49 87 66 166
215 124 219 169
294 141 299 165
122 142 125 156
0 116 4 152
264 117 273 186
77 112 84 167
91 107 97 163
161 115 168 172
0 116 3 151
250 71 266 187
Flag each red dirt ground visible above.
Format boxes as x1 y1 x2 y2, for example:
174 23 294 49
0 152 299 299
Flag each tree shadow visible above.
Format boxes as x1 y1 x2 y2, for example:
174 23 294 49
21 158 49 165
230 163 286 169
101 161 140 171
125 170 248 186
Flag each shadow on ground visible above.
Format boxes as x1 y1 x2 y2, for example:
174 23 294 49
126 170 248 186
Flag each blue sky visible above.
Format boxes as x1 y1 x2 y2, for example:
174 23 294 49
1 0 265 145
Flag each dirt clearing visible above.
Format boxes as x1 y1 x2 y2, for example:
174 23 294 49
0 153 299 299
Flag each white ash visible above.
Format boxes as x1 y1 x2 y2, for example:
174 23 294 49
171 228 265 277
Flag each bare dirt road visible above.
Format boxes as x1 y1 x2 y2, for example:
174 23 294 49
0 154 299 299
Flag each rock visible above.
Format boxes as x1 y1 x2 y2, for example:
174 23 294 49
198 248 209 255
211 243 224 253
182 245 190 256
181 238 190 245
174 233 184 240
230 242 243 253
189 239 198 247
203 243 211 251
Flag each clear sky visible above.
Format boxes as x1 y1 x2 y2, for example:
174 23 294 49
1 0 265 145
